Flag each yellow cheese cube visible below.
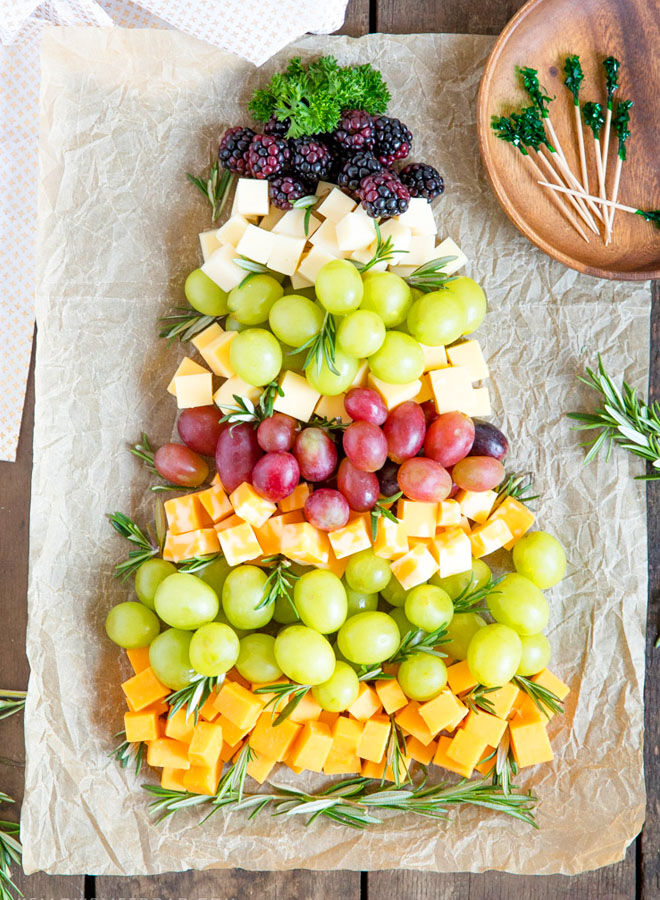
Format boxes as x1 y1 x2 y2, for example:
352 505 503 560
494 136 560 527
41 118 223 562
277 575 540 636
395 702 435 746
162 528 221 563
348 683 382 721
397 500 438 538
199 229 222 262
433 735 473 778
532 668 570 701
429 366 477 415
164 493 213 535
160 767 188 792
289 270 313 290
465 386 491 417
258 206 284 231
367 373 422 411
406 233 436 266
373 515 408 560
196 483 233 523
278 483 310 513
469 519 514 558
509 719 554 768
434 236 467 275
216 214 251 247
418 689 467 735
328 516 372 559
316 187 356 222
348 359 370 389
457 489 497 524
234 178 269 217
374 678 408 715
463 709 507 747
437 499 462 527
214 513 244 534
406 735 437 766
350 244 388 271
356 714 391 763
191 322 224 352
246 752 277 784
446 340 489 382
413 374 434 404
297 246 339 282
253 510 304 555
289 721 333 772
487 682 520 720
236 224 274 265
213 681 265 730
429 526 472 578
268 234 306 276
317 545 349 579
280 522 330 566
390 543 439 590
124 710 161 743
335 209 377 252
420 343 448 371
147 738 191 771
395 198 436 235
378 217 412 253
446 727 488 774
230 482 277 528
167 357 208 396
197 331 237 378
213 376 261 414
217 521 263 567
331 715 364 753
487 496 535 549
272 371 321 422
323 747 362 775
272 207 321 239
446 660 478 695
201 244 244 292
314 393 351 424
174 372 214 409
188 721 224 769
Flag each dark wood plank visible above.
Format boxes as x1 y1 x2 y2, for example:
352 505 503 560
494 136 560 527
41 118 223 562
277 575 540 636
337 0 370 36
375 0 527 35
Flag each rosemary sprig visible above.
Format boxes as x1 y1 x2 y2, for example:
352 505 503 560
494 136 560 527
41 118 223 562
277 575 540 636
461 684 499 716
392 625 449 664
235 256 272 288
514 675 563 719
384 716 411 788
176 553 221 573
186 153 234 222
107 511 159 580
369 492 403 541
567 354 660 480
452 574 502 614
491 732 518 796
351 222 405 273
212 742 254 807
404 256 458 293
158 307 216 345
292 195 318 236
0 692 26 721
358 665 393 682
292 311 338 376
109 730 146 775
254 682 311 726
257 555 300 616
495 472 539 507
219 381 284 428
0 793 21 900
308 414 348 434
167 674 220 724
129 434 199 493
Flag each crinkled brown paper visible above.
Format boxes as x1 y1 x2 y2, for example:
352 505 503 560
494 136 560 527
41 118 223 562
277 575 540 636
22 27 649 876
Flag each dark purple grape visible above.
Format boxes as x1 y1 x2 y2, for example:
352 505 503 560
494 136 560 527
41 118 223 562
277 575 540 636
377 460 400 498
470 422 509 461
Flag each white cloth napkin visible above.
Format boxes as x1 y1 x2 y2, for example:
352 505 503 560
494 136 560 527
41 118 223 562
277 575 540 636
0 0 349 461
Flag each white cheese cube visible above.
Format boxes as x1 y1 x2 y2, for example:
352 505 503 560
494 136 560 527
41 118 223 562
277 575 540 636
429 366 477 415
201 244 244 292
213 376 261 413
234 178 270 217
273 371 321 421
388 264 417 277
315 180 335 198
259 206 284 231
406 234 436 266
235 224 274 265
309 219 348 257
199 230 221 262
446 340 489 382
267 234 306 276
216 215 251 248
420 343 448 371
297 246 338 282
174 372 214 409
350 245 387 272
289 270 313 290
434 236 468 275
379 218 412 254
335 210 377 252
396 198 437 235
317 187 356 222
367 374 422 411
272 207 321 239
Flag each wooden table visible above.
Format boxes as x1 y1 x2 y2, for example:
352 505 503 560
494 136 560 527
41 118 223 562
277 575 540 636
1 1 658 897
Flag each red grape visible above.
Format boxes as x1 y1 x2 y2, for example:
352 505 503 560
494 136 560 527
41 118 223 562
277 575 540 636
304 488 350 531
420 400 438 426
452 456 505 492
215 423 262 493
383 401 426 463
257 413 297 452
337 458 379 511
177 405 223 457
377 459 400 498
398 457 451 502
424 412 475 467
470 422 509 460
343 421 388 472
251 451 300 501
293 427 338 482
154 443 208 487
344 388 388 425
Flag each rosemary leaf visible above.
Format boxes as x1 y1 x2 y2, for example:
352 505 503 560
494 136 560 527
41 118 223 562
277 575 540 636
0 691 26 722
494 472 539 508
404 255 458 293
0 793 21 900
514 675 564 719
254 682 311 726
369 492 403 541
107 512 159 580
452 574 502 614
351 222 406 273
292 312 338 376
256 555 300 616
109 730 147 775
186 155 234 222
159 307 216 345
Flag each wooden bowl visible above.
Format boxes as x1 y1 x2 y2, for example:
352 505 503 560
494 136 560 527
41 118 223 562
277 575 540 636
477 0 660 280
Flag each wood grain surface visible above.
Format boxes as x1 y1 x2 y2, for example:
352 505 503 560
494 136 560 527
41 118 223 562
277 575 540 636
1 1 655 898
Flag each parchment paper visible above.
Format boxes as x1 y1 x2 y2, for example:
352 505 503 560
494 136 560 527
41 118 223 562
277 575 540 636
22 27 650 876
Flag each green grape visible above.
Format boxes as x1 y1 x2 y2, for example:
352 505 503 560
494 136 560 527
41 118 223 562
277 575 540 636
289 285 317 300
345 585 378 617
227 274 283 325
315 260 363 314
336 310 386 358
105 601 160 649
274 625 336 684
184 268 229 316
388 606 419 641
360 271 412 326
404 584 454 633
407 290 468 346
214 605 247 638
516 633 551 676
467 623 522 687
444 612 486 660
189 622 239 676
229 328 282 386
312 660 360 712
512 532 567 589
236 633 283 683
149 628 194 690
222 565 274 630
225 315 247 332
282 345 309 372
269 295 325 347
381 578 410 608
368 331 424 384
345 549 391 593
134 558 177 610
199 557 233 597
487 573 549 636
273 592 301 624
471 559 492 591
337 611 400 665
332 641 361 673
398 653 447 701
294 569 347 634
444 276 487 334
305 349 359 396
154 573 219 630
430 569 472 600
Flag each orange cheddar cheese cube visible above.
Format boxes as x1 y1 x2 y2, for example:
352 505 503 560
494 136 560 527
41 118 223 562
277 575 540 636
217 521 263 566
199 689 220 722
280 522 330 566
164 708 196 744
213 513 243 533
124 710 161 743
446 727 487 774
126 646 152 675
436 499 461 527
532 668 570 701
446 660 478 695
375 678 408 715
457 489 497 524
167 357 208 395
429 527 472 578
289 720 333 772
183 760 223 795
249 712 302 762
246 751 277 784
433 735 473 778
215 715 250 747
347 683 382 721
146 737 190 770
463 709 507 747
323 747 362 775
356 714 391 763
213 681 264 730
125 695 169 716
331 716 364 753
511 692 545 725
486 682 520 720
230 482 277 528
197 331 238 378
328 515 372 559
314 393 351 424
373 516 408 560
406 735 437 766
188 721 224 769
390 543 438 590
191 322 224 351
121 667 170 712
196 483 233 523
174 372 214 409
509 719 554 768
475 747 496 776
318 709 340 728
395 702 436 746
469 519 514 558
278 482 310 513
288 692 323 724
219 738 244 763
272 371 321 422
487 496 535 549
160 767 188 791
397 499 438 538
164 493 212 535
163 528 221 563
363 755 412 783
419 689 467 735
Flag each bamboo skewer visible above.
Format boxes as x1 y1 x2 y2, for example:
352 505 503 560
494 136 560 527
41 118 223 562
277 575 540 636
574 104 590 195
536 181 660 231
562 56 590 195
581 101 609 229
525 156 590 242
538 145 602 229
531 152 593 238
605 157 623 244
601 57 621 233
605 99 634 244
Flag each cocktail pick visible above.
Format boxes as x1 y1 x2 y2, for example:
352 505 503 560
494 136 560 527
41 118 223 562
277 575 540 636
605 98 633 243
600 57 620 183
582 101 607 221
535 180 659 230
563 55 589 194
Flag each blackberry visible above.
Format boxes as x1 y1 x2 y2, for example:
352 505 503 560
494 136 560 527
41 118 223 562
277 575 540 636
358 171 410 218
264 115 291 137
399 163 445 201
372 115 413 167
218 126 255 176
289 138 333 182
247 134 290 180
337 152 383 198
268 175 312 210
332 109 375 153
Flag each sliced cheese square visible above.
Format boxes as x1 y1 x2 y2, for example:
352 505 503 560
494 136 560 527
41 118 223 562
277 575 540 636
314 393 350 424
335 210 377 252
434 236 467 275
367 374 422 411
316 187 356 222
216 215 251 248
405 233 436 266
297 246 338 282
191 323 224 352
167 357 208 396
213 376 261 413
272 207 321 239
174 372 214 409
202 244 244 292
429 365 476 415
395 197 436 235
196 330 237 378
457 489 497 524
